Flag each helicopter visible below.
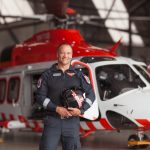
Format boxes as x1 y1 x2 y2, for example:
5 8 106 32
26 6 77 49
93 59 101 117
0 1 150 149
0 28 150 149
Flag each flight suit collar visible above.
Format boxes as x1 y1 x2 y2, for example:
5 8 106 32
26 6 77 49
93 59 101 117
51 63 75 73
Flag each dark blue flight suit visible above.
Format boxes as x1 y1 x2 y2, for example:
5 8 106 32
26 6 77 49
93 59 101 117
36 63 95 150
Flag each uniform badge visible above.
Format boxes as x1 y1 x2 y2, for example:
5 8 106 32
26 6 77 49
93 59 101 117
66 72 75 77
52 73 61 76
37 78 42 88
84 75 91 84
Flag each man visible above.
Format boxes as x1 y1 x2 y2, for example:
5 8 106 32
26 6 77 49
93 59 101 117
36 43 95 150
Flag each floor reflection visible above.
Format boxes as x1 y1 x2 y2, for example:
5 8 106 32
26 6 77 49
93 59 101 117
0 130 150 150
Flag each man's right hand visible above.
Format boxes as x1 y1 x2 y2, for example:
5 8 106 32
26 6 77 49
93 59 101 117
56 106 72 118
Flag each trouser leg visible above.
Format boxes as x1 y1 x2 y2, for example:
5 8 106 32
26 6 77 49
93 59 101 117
61 117 81 150
39 116 61 150
62 134 81 150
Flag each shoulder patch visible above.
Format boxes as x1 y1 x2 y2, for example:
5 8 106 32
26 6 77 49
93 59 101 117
83 75 91 84
37 78 42 88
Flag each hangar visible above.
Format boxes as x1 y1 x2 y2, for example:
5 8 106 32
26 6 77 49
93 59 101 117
0 1 150 150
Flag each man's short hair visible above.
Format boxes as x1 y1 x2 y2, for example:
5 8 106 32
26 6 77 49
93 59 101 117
57 43 72 53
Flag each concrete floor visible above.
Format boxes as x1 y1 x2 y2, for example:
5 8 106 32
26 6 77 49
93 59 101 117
1 129 150 150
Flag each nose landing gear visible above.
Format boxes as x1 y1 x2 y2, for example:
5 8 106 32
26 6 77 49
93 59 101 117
128 131 149 149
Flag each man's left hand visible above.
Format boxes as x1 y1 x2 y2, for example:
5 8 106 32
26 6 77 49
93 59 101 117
68 107 81 116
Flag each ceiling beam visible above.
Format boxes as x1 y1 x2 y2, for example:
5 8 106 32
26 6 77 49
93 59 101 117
129 0 149 14
0 20 43 32
105 0 116 20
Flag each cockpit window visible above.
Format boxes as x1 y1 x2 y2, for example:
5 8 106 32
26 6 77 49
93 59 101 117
134 65 150 83
96 64 146 101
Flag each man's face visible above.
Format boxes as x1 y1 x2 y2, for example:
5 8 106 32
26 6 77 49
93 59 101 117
57 45 73 66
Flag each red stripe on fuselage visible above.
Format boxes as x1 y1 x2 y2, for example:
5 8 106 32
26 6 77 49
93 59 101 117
100 118 114 130
136 119 150 130
9 114 15 120
1 113 6 121
86 121 96 131
80 125 84 133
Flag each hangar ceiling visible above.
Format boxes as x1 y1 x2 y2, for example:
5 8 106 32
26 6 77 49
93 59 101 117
0 0 150 63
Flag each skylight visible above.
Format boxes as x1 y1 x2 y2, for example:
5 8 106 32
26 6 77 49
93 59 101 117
92 0 144 47
0 0 34 24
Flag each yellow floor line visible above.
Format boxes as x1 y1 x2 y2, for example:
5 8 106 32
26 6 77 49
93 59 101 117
0 138 4 143
128 140 150 145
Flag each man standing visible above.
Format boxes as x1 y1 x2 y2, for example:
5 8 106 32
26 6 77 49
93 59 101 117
36 43 95 150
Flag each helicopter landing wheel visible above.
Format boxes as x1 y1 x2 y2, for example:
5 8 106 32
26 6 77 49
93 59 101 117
128 134 149 149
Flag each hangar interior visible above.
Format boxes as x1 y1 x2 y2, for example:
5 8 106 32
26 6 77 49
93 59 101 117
0 0 150 64
1 1 150 150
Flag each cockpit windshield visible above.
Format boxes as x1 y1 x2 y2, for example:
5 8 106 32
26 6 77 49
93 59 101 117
134 65 150 83
96 64 146 101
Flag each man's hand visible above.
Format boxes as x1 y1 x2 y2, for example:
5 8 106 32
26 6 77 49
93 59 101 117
56 106 72 118
68 107 81 116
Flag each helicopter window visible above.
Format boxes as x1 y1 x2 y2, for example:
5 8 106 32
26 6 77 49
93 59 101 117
96 64 145 100
7 77 20 103
134 65 150 84
0 79 6 103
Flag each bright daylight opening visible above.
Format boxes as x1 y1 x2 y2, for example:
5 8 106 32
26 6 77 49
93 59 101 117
0 0 34 24
92 0 144 47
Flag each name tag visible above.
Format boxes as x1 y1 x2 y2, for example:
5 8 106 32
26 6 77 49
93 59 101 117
53 73 61 76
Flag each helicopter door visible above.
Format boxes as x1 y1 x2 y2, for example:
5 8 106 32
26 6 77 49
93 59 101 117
22 75 33 118
95 64 146 129
23 73 44 119
71 60 99 120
